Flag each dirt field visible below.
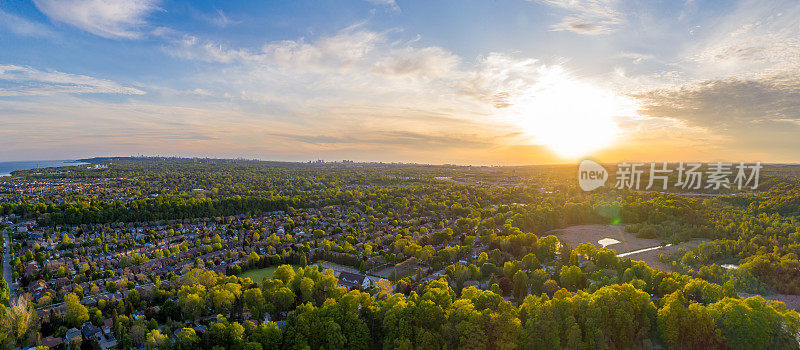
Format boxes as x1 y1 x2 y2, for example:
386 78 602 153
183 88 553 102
372 258 421 279
552 225 708 271
315 261 360 275
372 267 394 279
552 225 799 311
619 240 708 271
552 225 662 252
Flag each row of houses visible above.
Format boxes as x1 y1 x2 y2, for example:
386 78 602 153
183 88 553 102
39 320 116 350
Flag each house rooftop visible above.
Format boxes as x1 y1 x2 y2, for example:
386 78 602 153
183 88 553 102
338 271 366 287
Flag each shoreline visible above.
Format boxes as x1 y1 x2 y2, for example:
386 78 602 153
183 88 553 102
0 160 88 177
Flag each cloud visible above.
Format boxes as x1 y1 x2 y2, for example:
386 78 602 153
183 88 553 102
0 93 519 163
268 130 492 149
161 26 388 71
372 47 461 78
0 23 664 164
159 26 472 105
0 10 58 38
617 52 656 65
458 53 543 105
633 74 800 160
1 25 593 163
636 74 800 129
532 0 623 35
207 9 234 27
158 25 642 160
32 0 159 39
193 8 239 28
0 65 145 95
165 27 619 109
0 97 227 161
260 29 385 71
364 0 400 12
161 34 251 63
680 0 800 80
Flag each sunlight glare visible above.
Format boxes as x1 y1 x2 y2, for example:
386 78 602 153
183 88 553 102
504 66 638 159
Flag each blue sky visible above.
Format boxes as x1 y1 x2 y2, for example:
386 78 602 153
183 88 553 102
1 0 799 164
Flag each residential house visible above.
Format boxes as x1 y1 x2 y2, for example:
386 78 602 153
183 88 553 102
337 271 371 289
65 328 82 349
41 335 64 349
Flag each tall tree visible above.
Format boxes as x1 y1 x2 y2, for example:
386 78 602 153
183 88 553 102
64 293 89 327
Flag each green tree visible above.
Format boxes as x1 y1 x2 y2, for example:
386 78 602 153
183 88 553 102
252 322 283 350
244 288 266 321
180 293 204 321
512 270 529 301
273 287 296 313
64 293 89 327
542 279 559 297
177 328 199 350
248 251 260 265
0 296 35 347
145 329 169 350
446 299 487 349
707 296 800 350
299 277 315 303
273 265 295 284
657 291 724 349
559 265 585 291
228 322 246 348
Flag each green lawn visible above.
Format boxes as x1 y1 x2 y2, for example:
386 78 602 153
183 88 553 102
238 265 297 283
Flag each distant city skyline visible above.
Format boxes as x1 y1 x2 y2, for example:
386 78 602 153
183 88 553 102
2 0 799 164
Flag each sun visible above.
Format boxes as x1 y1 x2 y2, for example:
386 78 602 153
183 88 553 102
504 67 637 159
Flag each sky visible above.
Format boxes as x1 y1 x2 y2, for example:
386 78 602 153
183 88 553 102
1 0 799 164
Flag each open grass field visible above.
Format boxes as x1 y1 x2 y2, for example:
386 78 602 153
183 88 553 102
238 265 298 282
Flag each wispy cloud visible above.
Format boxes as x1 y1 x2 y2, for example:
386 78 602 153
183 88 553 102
636 74 800 130
155 25 641 160
15 0 800 163
32 0 159 39
364 0 400 12
159 25 390 69
680 0 800 80
372 46 461 78
3 24 631 163
193 8 239 28
0 10 58 38
633 74 800 160
532 0 623 35
0 65 145 95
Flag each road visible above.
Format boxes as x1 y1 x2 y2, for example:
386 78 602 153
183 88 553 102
3 228 17 303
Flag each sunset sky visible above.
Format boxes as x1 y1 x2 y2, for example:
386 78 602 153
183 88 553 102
1 0 799 164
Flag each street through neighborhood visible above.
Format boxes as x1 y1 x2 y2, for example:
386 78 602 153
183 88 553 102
3 228 17 303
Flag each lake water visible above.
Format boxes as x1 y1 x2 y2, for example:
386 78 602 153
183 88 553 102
0 160 88 176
